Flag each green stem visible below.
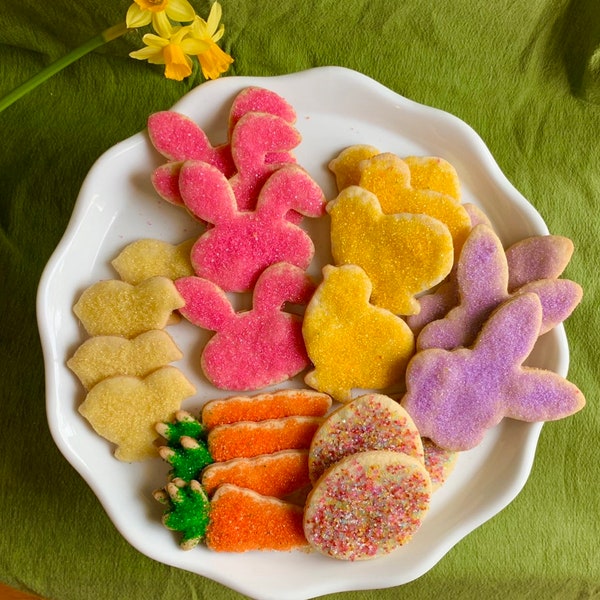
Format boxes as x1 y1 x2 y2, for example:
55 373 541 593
0 22 129 114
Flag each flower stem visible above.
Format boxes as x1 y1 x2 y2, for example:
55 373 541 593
0 22 129 114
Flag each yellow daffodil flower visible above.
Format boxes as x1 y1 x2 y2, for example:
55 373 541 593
129 17 208 81
189 3 234 80
126 0 197 29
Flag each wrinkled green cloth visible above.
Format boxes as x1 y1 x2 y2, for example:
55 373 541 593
1 1 599 599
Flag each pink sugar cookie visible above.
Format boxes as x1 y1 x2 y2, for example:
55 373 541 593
302 264 415 403
417 224 582 351
402 293 585 451
308 393 424 484
176 262 315 390
179 161 325 292
304 450 432 560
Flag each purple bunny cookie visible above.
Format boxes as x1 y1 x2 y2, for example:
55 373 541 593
402 293 585 451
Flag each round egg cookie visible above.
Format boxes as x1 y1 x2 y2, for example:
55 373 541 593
308 393 424 484
304 450 432 561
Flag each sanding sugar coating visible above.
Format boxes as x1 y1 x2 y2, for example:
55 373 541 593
304 450 432 560
308 393 424 483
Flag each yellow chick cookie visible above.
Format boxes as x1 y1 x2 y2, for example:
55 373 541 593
67 329 183 390
328 144 380 191
73 276 185 338
302 264 415 403
358 153 471 254
402 155 462 201
111 238 195 285
78 366 196 461
327 187 454 315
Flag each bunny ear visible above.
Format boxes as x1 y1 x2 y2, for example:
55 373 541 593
151 162 183 205
256 165 326 221
228 87 296 135
231 112 301 174
175 276 235 332
516 278 583 334
506 235 574 291
179 161 237 225
472 292 543 369
148 111 216 162
252 263 316 313
456 224 508 302
505 369 585 422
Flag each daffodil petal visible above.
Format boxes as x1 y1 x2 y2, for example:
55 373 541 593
141 33 171 48
129 46 163 60
166 0 197 22
206 2 223 36
152 11 175 38
126 4 152 28
211 24 224 43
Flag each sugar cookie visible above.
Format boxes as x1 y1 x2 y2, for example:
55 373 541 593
328 144 380 191
73 276 184 338
308 394 424 483
327 186 454 315
302 264 415 402
67 329 182 390
304 450 431 560
422 438 457 491
78 366 195 461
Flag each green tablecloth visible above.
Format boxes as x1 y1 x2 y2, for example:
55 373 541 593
1 1 599 598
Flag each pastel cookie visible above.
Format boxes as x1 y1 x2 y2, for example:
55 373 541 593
402 155 461 201
73 276 184 338
357 153 471 254
202 389 332 429
328 144 380 191
302 264 415 402
201 449 310 498
308 394 424 483
179 161 325 292
417 224 583 351
303 450 432 560
176 263 316 390
206 484 308 552
78 366 196 461
207 415 323 462
67 329 183 390
327 186 454 315
402 293 586 451
111 238 195 285
422 438 457 491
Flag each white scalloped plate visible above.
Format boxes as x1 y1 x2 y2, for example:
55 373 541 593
37 67 568 600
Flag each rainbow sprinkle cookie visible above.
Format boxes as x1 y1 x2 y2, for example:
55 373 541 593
308 394 424 484
304 450 432 560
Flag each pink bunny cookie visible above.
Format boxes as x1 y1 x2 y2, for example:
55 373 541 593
179 160 325 292
417 224 582 351
402 293 585 451
149 87 298 205
175 262 315 390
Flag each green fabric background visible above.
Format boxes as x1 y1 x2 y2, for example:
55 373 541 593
1 1 599 599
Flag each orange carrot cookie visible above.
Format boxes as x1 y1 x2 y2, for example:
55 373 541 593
302 264 415 402
111 238 195 285
73 276 184 338
67 329 182 390
201 389 332 429
201 449 310 497
308 394 424 483
207 416 323 462
358 153 471 255
327 186 454 315
78 366 195 461
304 450 432 560
205 484 308 552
